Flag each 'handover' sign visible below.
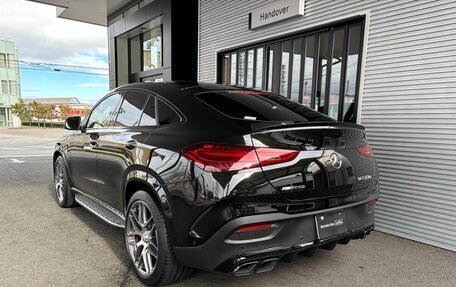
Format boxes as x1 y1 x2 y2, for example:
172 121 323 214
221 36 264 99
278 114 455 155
249 0 305 29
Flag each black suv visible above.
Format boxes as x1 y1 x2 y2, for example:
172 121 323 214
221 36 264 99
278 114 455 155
54 82 379 286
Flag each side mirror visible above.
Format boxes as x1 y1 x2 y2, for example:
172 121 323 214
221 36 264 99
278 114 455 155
65 116 81 130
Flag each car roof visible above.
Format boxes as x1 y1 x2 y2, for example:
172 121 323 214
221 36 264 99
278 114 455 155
114 81 241 95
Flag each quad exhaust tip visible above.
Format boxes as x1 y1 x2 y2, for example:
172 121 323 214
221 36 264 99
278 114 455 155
256 258 279 273
233 258 279 276
233 261 259 276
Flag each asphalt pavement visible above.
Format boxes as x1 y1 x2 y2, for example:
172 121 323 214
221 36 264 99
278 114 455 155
0 127 455 287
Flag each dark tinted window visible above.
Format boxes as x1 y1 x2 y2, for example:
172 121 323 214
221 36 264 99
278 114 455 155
87 93 121 128
139 96 157 126
158 100 180 125
115 91 148 127
195 91 334 122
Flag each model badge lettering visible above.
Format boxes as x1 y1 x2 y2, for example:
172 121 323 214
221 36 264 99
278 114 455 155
281 184 306 191
357 175 372 181
320 219 344 229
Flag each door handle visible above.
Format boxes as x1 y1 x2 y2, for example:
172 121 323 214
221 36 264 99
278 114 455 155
125 139 137 150
89 133 99 146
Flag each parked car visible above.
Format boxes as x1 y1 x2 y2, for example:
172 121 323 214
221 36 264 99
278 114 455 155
54 82 379 286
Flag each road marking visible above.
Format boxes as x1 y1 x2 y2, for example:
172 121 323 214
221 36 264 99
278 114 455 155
0 154 50 158
10 158 24 163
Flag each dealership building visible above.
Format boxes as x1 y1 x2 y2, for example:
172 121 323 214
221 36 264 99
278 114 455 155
32 0 456 252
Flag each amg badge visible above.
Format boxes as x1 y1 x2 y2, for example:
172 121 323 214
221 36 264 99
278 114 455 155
281 185 306 191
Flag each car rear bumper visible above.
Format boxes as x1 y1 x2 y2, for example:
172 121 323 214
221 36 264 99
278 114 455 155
174 195 377 273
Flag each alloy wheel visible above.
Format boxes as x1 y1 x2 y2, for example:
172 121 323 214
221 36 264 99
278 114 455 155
54 160 65 202
126 200 159 276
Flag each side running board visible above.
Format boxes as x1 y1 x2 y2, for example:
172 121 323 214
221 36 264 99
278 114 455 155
73 189 125 228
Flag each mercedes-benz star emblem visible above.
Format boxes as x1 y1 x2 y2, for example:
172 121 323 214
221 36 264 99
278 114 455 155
330 153 342 169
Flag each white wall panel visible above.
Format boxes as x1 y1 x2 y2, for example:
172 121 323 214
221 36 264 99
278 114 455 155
199 0 456 251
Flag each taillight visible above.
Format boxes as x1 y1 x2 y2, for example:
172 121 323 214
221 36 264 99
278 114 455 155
182 143 299 172
357 144 375 158
236 223 272 233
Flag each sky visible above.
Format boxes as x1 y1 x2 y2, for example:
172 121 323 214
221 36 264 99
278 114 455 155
0 0 110 105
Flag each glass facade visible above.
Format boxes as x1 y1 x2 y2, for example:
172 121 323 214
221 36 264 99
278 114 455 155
142 26 162 71
129 25 162 74
219 20 363 122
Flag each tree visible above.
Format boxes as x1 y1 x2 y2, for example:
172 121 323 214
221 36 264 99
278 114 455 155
59 105 71 121
43 104 56 128
10 99 28 128
28 101 39 127
30 101 47 128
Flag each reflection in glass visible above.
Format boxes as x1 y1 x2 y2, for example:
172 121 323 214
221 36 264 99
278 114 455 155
130 35 141 74
280 41 291 97
116 92 148 127
255 48 263 89
230 53 237 85
343 25 361 122
290 38 302 102
302 36 315 107
87 94 121 128
267 46 273 92
143 26 162 71
247 49 254 87
140 96 157 126
328 29 345 120
317 32 329 113
222 54 230 84
238 51 246 86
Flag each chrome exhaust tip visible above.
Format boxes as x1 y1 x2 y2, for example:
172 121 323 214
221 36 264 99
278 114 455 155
256 258 279 273
233 261 259 276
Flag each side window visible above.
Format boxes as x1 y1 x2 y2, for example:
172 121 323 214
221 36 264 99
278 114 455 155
158 100 180 125
87 93 121 129
139 96 157 126
115 91 148 127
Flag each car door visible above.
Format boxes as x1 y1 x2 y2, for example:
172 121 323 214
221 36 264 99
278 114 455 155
74 93 122 198
95 90 153 212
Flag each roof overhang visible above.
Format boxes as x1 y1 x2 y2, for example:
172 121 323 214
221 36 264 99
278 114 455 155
26 0 133 26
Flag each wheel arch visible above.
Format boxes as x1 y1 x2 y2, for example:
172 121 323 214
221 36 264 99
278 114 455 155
53 150 74 187
123 168 171 218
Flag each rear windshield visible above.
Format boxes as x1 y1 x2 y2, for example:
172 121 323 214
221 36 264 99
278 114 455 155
195 90 335 123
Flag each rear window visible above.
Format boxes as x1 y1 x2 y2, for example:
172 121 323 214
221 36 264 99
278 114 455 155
195 91 334 122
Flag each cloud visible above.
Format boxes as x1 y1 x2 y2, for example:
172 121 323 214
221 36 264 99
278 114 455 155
77 82 109 88
0 0 108 71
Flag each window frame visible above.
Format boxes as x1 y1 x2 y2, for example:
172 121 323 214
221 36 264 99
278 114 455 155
216 17 364 123
110 88 186 128
85 92 123 130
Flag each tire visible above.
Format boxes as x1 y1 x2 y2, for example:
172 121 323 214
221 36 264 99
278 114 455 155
53 155 76 208
125 190 193 286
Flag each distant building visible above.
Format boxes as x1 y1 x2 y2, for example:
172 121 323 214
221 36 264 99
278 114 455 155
0 38 21 127
23 97 92 119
